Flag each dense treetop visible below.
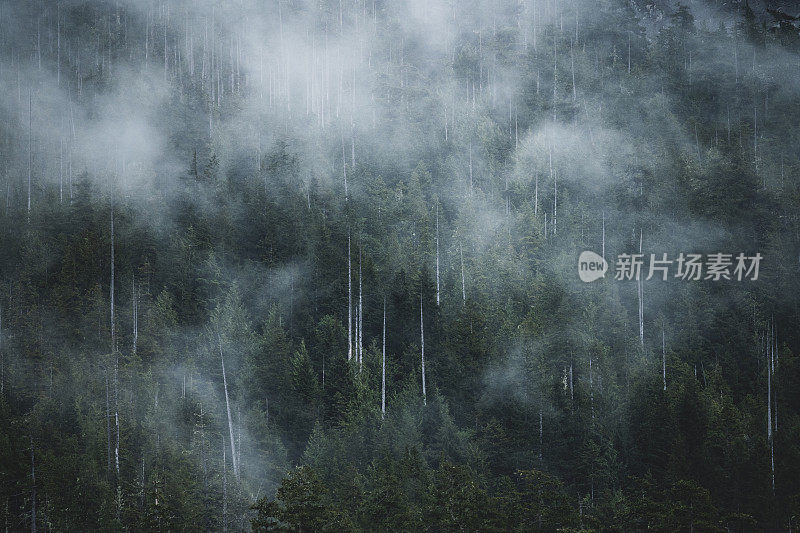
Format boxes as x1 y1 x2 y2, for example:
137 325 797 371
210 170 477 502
1 0 799 530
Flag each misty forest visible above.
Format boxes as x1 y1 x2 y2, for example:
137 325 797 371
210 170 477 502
2 0 800 530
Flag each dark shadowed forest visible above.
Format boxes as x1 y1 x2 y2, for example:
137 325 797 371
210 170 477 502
1 0 800 531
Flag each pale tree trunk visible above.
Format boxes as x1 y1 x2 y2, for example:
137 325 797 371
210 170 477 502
553 168 557 236
774 321 778 431
538 400 543 461
754 106 758 179
358 244 363 372
552 34 557 122
236 407 241 475
115 360 120 517
342 133 348 199
768 324 774 493
627 31 631 74
435 205 440 306
469 144 473 193
460 244 466 304
27 90 31 222
549 146 556 236
382 297 386 419
589 354 594 420
444 103 448 141
571 40 576 100
59 139 63 204
111 193 120 510
662 328 666 391
0 303 3 396
348 231 352 361
110 193 116 353
569 362 573 402
601 211 605 259
106 372 112 472
132 277 138 355
140 451 145 510
56 9 60 85
200 403 207 488
36 19 40 70
222 437 227 533
638 230 644 349
218 334 238 479
114 366 119 479
420 295 426 406
30 437 36 533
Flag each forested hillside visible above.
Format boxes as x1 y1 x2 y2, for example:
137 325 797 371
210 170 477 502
1 0 800 530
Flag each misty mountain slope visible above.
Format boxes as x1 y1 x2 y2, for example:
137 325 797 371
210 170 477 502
0 0 799 531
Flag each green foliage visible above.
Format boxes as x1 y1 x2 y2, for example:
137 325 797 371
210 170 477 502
0 1 798 531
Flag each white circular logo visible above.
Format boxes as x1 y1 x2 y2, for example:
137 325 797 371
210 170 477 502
578 251 608 283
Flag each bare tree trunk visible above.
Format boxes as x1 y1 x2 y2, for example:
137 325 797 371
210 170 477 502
754 106 758 181
111 202 115 354
627 31 631 74
638 230 644 349
114 362 120 513
420 294 426 405
601 211 605 259
59 139 63 204
460 244 466 304
218 334 238 479
30 437 36 533
111 189 120 512
774 321 778 432
347 231 352 361
132 277 137 355
140 451 145 510
236 407 241 475
199 402 207 488
435 205 440 306
571 40 576 100
552 34 557 122
382 297 386 419
0 303 3 397
553 169 557 236
569 362 573 401
27 90 32 222
538 402 543 461
222 437 227 533
662 328 666 391
768 325 774 493
549 146 556 235
164 15 168 82
444 103 448 141
342 133 348 198
358 244 363 372
469 144 473 193
589 354 594 420
56 8 60 85
105 372 112 472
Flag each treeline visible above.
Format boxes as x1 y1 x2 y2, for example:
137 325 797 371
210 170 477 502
1 0 800 531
